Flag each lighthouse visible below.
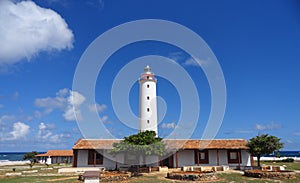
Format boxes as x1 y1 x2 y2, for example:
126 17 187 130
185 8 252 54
138 65 158 136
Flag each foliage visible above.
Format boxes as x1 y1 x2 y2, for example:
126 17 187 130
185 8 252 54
110 130 166 166
281 158 294 162
246 134 284 167
23 151 38 163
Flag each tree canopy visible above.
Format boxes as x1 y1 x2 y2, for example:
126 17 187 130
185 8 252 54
110 130 166 166
23 151 39 163
246 134 284 166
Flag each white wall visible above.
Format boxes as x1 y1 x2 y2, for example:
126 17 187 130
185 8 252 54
77 149 251 168
177 150 194 167
76 150 126 170
176 149 251 167
77 150 88 167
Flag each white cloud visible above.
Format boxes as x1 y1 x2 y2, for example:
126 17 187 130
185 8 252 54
88 103 107 113
37 122 54 140
63 91 86 121
35 88 68 109
100 115 108 123
8 122 30 140
34 109 53 118
169 52 185 62
183 57 207 67
0 115 16 124
255 122 282 130
36 122 70 143
35 88 87 121
35 89 110 122
68 91 86 107
161 122 177 129
0 0 74 65
49 133 71 143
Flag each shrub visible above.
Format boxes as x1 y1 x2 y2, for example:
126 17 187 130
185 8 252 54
281 158 294 162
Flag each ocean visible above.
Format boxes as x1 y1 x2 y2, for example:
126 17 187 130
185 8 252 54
0 152 45 162
263 151 300 157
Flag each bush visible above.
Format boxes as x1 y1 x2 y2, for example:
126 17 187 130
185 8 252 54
281 158 294 162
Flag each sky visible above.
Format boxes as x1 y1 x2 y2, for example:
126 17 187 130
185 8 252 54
0 0 300 152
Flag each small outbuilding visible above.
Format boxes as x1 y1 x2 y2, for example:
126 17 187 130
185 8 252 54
36 150 73 164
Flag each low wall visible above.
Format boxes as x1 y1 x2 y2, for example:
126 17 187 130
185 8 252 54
182 165 229 172
244 170 296 180
58 167 105 174
167 171 217 181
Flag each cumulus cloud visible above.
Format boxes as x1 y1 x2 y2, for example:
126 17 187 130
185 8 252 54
8 122 30 140
36 122 70 143
88 103 107 113
35 88 108 122
37 122 54 140
63 91 86 121
255 122 282 130
49 133 71 143
35 88 86 121
35 88 68 109
0 0 74 65
161 122 177 129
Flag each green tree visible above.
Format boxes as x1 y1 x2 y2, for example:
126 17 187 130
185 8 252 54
246 134 284 167
110 130 166 166
23 151 38 163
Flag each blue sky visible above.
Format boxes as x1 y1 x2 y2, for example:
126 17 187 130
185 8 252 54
0 0 300 152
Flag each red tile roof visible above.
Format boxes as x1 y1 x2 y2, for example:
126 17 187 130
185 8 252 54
36 150 73 157
72 139 248 150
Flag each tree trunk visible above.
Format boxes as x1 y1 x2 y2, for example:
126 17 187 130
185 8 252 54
257 155 261 167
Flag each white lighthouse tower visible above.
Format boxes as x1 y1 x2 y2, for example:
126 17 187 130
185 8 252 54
139 65 158 136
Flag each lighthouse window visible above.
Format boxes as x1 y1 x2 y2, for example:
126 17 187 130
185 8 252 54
147 108 150 112
147 76 149 79
147 84 149 88
147 120 150 124
147 96 150 100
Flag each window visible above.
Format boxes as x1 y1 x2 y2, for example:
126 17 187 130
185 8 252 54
147 108 150 112
147 84 149 88
88 150 103 165
227 150 241 164
194 150 209 164
147 96 150 100
147 120 150 124
147 76 149 79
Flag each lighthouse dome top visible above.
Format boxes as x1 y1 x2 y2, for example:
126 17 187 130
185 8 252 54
139 65 156 83
144 65 151 73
